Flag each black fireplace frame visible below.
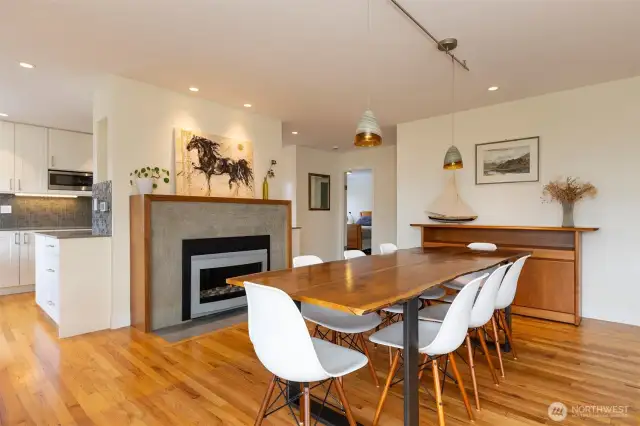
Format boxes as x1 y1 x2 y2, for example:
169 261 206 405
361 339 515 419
182 235 270 321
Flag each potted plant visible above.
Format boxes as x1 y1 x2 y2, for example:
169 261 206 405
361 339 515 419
262 160 277 199
130 167 170 195
542 177 597 227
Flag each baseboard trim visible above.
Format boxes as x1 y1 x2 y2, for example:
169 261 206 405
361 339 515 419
0 285 34 296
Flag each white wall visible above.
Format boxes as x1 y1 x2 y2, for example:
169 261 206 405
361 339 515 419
347 170 373 218
295 144 398 260
397 76 640 326
93 75 291 329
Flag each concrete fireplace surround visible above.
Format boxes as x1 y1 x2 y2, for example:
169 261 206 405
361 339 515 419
129 195 292 332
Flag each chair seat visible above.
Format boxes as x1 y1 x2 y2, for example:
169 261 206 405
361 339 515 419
369 321 443 355
302 304 382 333
419 287 446 300
382 304 408 314
442 294 456 303
312 338 369 377
418 303 450 322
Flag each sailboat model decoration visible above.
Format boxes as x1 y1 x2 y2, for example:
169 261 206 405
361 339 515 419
427 173 477 223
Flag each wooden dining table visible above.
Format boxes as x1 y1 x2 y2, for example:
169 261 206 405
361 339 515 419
226 246 528 426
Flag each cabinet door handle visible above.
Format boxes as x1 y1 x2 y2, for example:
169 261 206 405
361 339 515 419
47 300 55 306
46 268 55 273
23 233 28 244
51 156 55 167
46 244 55 248
14 233 19 245
9 178 12 191
18 179 21 191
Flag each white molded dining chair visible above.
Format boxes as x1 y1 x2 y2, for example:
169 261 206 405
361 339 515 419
344 249 367 259
294 255 382 387
246 281 367 426
369 274 485 426
420 263 511 409
493 255 531 362
443 242 499 294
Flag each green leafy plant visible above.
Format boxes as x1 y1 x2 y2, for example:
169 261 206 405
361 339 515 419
130 166 170 189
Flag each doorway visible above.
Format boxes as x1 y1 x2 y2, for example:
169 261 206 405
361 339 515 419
344 169 373 254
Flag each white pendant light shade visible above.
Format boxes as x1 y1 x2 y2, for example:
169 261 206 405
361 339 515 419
443 145 463 170
354 109 382 147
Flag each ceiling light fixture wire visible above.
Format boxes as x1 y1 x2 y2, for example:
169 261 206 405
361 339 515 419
387 0 470 71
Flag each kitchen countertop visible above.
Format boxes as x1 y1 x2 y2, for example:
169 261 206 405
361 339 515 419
0 226 92 232
35 230 109 239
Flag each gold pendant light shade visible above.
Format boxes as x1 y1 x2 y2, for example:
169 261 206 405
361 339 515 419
354 109 382 147
443 145 463 170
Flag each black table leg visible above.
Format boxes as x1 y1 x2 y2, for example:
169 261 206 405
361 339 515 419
289 301 364 425
503 306 512 353
403 298 420 426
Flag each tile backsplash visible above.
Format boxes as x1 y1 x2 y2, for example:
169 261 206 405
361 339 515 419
92 181 112 236
0 194 92 230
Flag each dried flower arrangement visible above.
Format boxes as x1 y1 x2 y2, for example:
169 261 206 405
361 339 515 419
542 177 597 204
542 177 597 227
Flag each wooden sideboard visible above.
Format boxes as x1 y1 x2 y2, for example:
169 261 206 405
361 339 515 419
410 224 598 325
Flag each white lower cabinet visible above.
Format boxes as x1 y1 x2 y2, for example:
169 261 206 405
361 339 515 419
35 234 111 338
0 231 20 288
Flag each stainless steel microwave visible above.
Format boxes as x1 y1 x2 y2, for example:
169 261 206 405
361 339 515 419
48 170 93 191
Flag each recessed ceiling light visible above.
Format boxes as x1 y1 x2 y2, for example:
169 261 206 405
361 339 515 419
189 87 199 92
292 131 298 135
243 103 252 108
488 86 499 91
332 146 339 150
0 113 7 117
19 62 35 69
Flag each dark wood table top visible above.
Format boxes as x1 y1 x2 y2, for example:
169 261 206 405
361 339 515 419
226 247 528 316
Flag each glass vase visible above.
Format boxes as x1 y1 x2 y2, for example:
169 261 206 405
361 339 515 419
262 177 269 200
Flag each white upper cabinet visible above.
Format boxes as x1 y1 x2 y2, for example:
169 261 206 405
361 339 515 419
48 129 93 172
14 123 47 193
0 121 15 192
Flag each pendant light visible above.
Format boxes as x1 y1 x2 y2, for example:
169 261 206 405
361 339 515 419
441 38 463 170
354 0 382 147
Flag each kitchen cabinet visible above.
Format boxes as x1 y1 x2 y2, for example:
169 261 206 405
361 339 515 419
19 231 36 286
35 233 111 338
0 231 20 288
48 129 93 172
15 124 47 193
0 122 15 192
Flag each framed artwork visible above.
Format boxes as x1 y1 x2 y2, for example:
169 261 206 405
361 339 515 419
175 129 255 197
308 173 330 210
475 137 539 185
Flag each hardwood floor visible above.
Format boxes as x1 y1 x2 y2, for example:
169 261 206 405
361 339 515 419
1 293 639 425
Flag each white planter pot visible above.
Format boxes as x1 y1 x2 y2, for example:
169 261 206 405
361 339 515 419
136 178 154 195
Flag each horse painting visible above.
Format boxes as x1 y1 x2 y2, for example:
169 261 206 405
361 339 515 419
176 131 254 197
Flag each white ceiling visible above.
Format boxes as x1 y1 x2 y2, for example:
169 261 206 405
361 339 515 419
1 0 640 149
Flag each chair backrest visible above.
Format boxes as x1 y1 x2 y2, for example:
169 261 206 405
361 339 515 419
467 242 498 251
495 255 531 309
379 243 398 254
293 255 323 268
422 274 486 356
245 282 329 382
344 250 366 259
469 263 511 328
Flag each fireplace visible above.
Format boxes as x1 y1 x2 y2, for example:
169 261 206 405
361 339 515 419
182 235 270 320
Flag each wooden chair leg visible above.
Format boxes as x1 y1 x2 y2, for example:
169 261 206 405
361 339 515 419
432 358 446 426
303 384 311 426
448 353 474 421
499 310 518 360
334 378 357 426
465 334 481 411
373 349 401 426
254 375 277 426
358 334 379 388
490 317 505 378
418 353 430 380
312 325 319 338
477 328 500 386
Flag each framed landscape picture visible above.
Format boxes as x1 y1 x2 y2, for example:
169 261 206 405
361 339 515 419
475 137 539 185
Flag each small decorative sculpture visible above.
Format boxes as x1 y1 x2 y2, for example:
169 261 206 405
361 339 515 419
542 177 597 227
